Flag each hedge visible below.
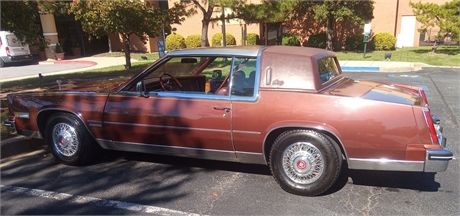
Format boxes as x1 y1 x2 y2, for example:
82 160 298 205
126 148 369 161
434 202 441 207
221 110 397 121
166 33 186 50
211 33 236 46
345 34 365 51
282 34 300 46
246 33 259 45
185 34 202 48
307 32 327 48
372 32 396 51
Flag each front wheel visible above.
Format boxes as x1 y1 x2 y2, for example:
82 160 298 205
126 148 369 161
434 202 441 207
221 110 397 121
45 113 99 165
269 130 341 196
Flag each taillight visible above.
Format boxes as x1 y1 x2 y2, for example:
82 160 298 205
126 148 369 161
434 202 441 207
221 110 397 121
422 108 439 144
5 46 10 56
419 88 428 105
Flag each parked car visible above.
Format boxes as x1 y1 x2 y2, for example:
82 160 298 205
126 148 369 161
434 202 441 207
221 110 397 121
0 31 34 67
4 46 453 196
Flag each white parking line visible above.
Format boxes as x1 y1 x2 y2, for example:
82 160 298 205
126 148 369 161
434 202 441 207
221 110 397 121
1 185 200 215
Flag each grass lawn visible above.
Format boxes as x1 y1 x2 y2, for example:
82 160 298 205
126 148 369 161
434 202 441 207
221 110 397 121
335 46 460 66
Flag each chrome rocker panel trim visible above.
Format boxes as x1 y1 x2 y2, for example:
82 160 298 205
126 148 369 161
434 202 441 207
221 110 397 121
349 147 453 172
348 158 424 172
96 139 266 164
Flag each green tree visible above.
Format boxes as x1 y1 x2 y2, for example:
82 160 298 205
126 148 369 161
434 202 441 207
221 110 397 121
180 0 245 47
410 0 460 43
235 0 374 50
0 1 41 45
292 0 374 50
66 0 190 69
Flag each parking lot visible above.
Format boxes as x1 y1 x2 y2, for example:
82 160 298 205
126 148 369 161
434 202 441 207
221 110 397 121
1 67 459 215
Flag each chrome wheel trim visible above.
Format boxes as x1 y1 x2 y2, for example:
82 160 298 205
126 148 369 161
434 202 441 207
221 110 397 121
282 142 325 184
52 123 79 157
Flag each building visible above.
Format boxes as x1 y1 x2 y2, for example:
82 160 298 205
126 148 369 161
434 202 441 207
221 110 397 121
38 0 451 58
370 0 451 47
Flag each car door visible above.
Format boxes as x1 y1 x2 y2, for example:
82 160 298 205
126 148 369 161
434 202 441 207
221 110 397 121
102 56 235 160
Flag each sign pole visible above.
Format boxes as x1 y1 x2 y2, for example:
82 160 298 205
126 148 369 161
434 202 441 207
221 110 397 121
364 42 367 58
363 23 371 59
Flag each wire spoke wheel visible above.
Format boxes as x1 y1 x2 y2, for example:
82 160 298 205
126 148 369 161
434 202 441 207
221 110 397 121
282 142 324 184
52 123 79 157
270 130 341 196
45 113 100 165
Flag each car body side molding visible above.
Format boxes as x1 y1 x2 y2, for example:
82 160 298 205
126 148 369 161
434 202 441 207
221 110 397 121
96 139 265 164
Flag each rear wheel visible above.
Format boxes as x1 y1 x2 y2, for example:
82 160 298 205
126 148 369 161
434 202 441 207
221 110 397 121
0 58 5 67
269 130 341 196
45 113 99 165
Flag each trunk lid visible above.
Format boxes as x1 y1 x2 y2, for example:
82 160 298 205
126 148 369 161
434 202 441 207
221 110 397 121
326 78 424 106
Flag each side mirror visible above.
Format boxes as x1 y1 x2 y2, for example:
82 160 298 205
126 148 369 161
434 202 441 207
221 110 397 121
136 80 149 98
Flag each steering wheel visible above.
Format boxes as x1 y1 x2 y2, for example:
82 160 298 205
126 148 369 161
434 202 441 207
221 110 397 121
160 73 183 91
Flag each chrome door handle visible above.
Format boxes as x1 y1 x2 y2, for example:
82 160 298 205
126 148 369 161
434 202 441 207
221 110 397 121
214 107 230 112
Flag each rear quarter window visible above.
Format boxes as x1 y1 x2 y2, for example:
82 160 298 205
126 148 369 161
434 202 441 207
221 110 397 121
318 57 340 84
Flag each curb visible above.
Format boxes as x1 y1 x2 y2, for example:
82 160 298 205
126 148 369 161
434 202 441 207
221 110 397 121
1 136 47 159
341 66 380 72
39 60 97 66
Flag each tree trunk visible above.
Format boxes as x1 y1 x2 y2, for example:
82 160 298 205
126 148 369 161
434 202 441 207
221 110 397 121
326 16 334 51
124 34 131 69
201 19 210 47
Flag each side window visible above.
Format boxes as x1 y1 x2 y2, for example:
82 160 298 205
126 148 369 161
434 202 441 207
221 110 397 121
318 57 340 84
230 57 257 97
126 56 257 98
204 57 233 93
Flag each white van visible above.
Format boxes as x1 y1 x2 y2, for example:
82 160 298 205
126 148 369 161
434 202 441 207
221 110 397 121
0 31 33 67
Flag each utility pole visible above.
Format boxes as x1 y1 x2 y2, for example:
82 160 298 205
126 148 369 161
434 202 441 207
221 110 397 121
221 6 226 47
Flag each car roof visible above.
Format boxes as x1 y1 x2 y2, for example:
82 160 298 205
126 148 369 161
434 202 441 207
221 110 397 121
167 45 334 59
167 46 267 57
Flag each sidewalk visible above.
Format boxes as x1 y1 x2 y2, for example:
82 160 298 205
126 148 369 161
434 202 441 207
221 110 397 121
339 60 430 72
38 56 139 74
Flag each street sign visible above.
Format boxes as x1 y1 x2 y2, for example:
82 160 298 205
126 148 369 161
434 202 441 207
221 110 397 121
364 23 371 34
157 40 165 58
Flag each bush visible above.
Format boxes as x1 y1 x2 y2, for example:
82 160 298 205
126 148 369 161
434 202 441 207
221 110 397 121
246 33 259 45
307 32 327 48
185 34 202 48
166 33 186 50
372 32 396 51
211 33 236 46
345 34 365 51
282 34 300 46
55 43 63 53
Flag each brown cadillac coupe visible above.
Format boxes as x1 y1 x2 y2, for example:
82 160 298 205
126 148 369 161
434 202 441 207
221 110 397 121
4 46 453 196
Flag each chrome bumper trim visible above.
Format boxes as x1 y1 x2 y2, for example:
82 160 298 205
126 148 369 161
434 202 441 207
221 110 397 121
3 120 16 128
424 148 453 172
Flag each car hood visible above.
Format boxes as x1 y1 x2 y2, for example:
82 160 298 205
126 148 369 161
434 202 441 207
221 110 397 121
327 78 424 106
46 78 126 92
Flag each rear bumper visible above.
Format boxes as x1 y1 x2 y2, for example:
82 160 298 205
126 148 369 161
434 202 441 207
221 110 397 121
4 118 42 139
424 129 453 172
1 54 34 63
348 123 453 173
